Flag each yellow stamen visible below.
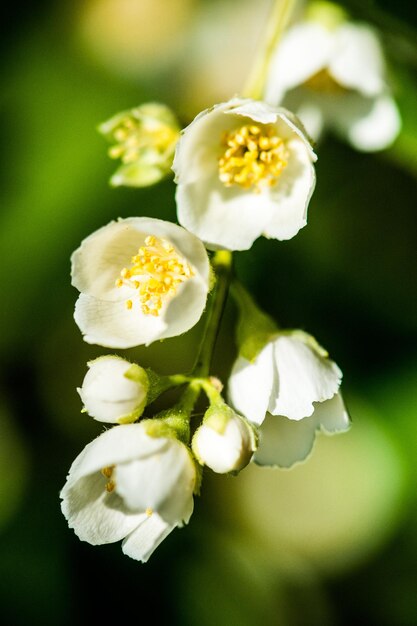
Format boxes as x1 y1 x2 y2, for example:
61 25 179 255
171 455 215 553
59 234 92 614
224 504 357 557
218 124 289 191
101 466 116 493
116 236 194 316
105 480 115 493
108 117 179 165
145 507 153 517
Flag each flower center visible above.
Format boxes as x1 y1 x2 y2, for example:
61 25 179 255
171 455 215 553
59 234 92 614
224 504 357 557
218 124 289 191
108 116 178 165
303 68 348 94
116 235 194 316
101 466 115 493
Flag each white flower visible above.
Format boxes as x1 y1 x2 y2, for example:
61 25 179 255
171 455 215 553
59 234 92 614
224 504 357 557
98 103 180 188
60 422 197 562
264 11 401 152
78 356 149 424
192 404 257 474
173 97 317 251
228 330 350 467
72 217 210 348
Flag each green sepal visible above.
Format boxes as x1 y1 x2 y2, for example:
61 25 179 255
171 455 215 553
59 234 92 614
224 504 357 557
145 408 191 444
110 162 171 188
203 402 234 435
306 1 348 28
231 281 278 362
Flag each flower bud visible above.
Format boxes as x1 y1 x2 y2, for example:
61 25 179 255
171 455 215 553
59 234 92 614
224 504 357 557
192 404 257 474
78 356 149 423
98 102 180 188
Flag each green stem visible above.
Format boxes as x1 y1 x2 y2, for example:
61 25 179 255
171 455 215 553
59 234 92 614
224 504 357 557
241 0 296 100
192 250 233 377
177 380 202 415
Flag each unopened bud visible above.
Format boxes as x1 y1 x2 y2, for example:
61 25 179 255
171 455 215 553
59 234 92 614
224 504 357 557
78 356 149 423
192 404 257 474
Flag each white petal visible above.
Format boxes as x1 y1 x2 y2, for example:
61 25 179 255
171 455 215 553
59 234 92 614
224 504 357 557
333 93 401 152
314 392 351 434
265 23 334 104
122 513 175 562
71 219 147 301
225 98 285 125
329 24 386 96
255 413 317 468
158 273 210 340
115 440 195 524
176 172 273 251
60 471 147 544
262 137 316 240
74 294 167 348
173 99 245 186
269 333 342 420
228 343 276 425
63 423 165 488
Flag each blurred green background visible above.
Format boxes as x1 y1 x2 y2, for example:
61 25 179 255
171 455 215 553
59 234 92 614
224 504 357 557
1 1 417 624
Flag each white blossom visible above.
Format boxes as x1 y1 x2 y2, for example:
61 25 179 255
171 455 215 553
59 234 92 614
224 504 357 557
264 12 401 152
78 356 149 424
192 404 257 474
173 97 316 251
60 422 197 562
228 330 349 467
72 217 210 348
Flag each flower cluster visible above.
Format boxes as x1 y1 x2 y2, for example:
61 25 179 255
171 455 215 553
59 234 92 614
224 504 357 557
61 0 399 562
264 1 401 151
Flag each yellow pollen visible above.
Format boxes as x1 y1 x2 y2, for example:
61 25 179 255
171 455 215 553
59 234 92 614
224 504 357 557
116 235 194 316
145 507 153 517
304 68 348 94
101 466 114 479
101 466 116 493
218 124 289 191
104 481 114 493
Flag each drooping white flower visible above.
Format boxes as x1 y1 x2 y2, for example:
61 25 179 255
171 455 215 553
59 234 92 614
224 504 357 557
228 330 350 467
78 355 149 424
264 4 401 152
173 97 317 251
192 403 257 474
60 421 197 562
98 103 180 188
72 217 210 348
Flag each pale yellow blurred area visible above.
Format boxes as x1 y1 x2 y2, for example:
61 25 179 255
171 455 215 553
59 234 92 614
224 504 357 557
73 0 275 118
213 397 407 575
75 0 196 78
